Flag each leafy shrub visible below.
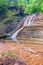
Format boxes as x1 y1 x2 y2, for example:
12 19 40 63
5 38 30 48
2 51 16 59
6 10 17 20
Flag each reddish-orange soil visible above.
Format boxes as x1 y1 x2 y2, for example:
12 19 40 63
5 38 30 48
0 40 43 65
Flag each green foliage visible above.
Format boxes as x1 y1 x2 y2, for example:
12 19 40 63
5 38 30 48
6 10 16 20
18 0 43 14
41 3 43 12
0 0 43 14
3 19 8 25
2 51 16 59
7 10 13 19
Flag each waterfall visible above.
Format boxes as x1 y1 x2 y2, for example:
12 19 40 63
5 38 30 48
11 13 37 41
11 27 23 41
10 17 28 41
23 13 37 27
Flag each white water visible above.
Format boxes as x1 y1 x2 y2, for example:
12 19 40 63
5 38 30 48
11 13 37 41
23 13 37 27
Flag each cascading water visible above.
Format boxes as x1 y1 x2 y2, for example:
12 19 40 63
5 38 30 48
11 27 23 41
10 13 40 56
23 13 37 27
11 13 37 41
10 17 29 41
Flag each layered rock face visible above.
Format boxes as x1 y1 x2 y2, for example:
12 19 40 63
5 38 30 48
17 13 43 39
